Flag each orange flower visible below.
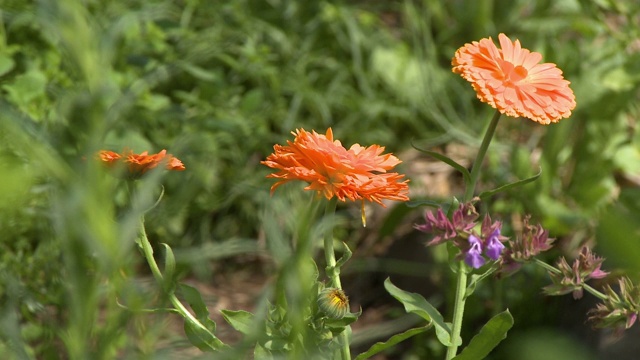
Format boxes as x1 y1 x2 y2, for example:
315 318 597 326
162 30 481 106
452 33 576 124
262 128 409 212
98 149 185 178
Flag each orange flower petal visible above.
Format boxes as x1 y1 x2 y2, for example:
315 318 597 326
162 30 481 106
452 33 576 124
262 128 409 206
98 149 185 178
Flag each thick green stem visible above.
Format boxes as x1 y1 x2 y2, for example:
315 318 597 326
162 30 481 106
445 265 467 360
322 198 350 360
447 110 502 359
533 258 609 301
323 198 341 289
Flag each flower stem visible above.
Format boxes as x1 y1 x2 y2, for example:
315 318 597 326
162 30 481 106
447 110 502 359
323 198 350 360
324 197 341 288
138 217 224 348
464 110 502 202
445 265 467 360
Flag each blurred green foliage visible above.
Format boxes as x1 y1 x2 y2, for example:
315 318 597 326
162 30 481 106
1 0 640 358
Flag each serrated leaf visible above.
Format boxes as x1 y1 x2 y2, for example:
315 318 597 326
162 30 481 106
478 168 541 200
221 309 255 335
453 310 514 360
384 278 459 346
354 325 430 360
411 145 471 185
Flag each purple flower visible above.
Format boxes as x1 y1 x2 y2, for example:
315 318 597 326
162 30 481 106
464 235 486 269
415 208 457 246
485 229 505 260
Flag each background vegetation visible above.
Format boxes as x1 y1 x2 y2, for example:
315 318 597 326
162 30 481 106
1 0 639 358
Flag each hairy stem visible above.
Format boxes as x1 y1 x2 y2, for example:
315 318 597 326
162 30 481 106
323 198 350 360
447 110 502 359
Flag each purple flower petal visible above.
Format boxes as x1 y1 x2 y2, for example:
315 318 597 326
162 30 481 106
485 229 505 260
465 235 485 268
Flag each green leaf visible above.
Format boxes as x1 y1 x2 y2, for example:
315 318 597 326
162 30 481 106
411 145 471 186
0 54 15 76
179 283 226 350
325 308 362 331
478 168 541 200
3 70 47 103
452 310 514 360
405 199 443 208
161 243 177 293
335 242 352 268
465 267 497 299
178 283 216 332
221 309 255 335
354 325 431 360
184 320 224 352
384 278 459 346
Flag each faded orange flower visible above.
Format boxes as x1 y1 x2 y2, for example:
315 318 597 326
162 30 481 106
452 33 576 124
262 128 409 212
98 149 185 178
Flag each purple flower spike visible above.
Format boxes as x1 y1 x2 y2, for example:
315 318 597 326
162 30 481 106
465 235 485 269
485 229 505 260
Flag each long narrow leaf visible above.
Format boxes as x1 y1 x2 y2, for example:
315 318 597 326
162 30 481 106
478 168 542 200
411 145 471 185
453 310 514 360
354 325 431 360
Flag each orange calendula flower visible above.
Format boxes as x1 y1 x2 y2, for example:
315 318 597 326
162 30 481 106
452 33 576 124
262 128 409 225
98 149 185 178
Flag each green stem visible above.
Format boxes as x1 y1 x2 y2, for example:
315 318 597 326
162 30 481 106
138 217 223 345
324 198 341 289
533 258 609 301
322 198 350 360
447 110 502 359
445 265 467 360
464 110 502 202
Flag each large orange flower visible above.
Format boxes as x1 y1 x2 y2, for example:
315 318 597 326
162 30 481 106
452 33 576 124
262 128 409 207
99 149 185 178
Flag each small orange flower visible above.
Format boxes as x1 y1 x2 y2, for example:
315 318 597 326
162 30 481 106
98 149 185 178
452 33 576 124
262 128 409 211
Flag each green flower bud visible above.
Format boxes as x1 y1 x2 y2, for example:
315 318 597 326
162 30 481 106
318 288 349 319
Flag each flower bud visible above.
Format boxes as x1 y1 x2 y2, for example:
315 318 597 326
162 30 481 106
318 288 349 319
